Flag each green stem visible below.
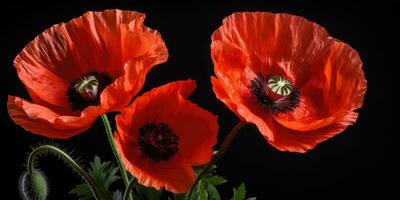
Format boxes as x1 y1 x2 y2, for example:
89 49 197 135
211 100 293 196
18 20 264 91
123 179 136 200
186 121 246 200
101 114 133 200
27 145 103 199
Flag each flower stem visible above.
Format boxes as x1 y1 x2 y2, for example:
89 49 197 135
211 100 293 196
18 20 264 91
123 178 136 200
101 114 133 200
27 145 103 199
186 121 246 200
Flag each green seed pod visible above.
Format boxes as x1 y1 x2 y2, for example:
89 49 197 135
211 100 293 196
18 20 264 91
19 170 48 200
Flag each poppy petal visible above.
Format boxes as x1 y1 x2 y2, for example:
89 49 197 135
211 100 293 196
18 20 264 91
304 41 366 111
114 134 195 193
211 12 366 152
211 41 249 93
114 80 196 143
62 10 143 77
210 41 252 118
116 79 197 137
212 12 333 85
115 80 218 193
274 41 366 132
14 9 167 109
64 9 167 78
123 80 218 165
236 104 275 140
14 43 70 108
265 111 359 153
237 103 359 152
211 76 240 117
166 95 218 165
26 87 75 116
99 58 149 111
8 96 100 139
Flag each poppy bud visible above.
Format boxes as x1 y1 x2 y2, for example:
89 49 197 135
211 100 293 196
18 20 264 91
19 170 48 200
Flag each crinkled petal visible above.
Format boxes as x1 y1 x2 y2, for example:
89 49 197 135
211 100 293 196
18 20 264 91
115 134 195 193
114 80 218 192
14 9 167 111
274 41 366 131
7 96 101 138
211 76 240 117
265 111 359 153
211 12 366 152
212 12 333 86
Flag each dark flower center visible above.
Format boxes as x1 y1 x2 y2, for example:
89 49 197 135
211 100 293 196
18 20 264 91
138 122 179 162
249 74 300 113
67 71 112 111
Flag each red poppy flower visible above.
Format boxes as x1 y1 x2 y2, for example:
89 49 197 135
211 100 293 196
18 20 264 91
211 12 367 152
114 80 218 193
7 9 168 138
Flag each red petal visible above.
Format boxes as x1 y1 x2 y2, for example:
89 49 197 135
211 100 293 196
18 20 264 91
274 41 366 131
114 80 218 192
265 111 359 153
115 79 197 149
14 9 167 110
115 134 195 193
8 96 101 139
211 76 240 117
211 41 249 93
212 12 334 85
166 95 218 165
99 58 149 111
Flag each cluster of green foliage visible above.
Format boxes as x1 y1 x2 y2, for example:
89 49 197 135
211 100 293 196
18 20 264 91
71 156 256 200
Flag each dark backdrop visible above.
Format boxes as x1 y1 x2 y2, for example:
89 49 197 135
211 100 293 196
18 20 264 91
2 1 398 199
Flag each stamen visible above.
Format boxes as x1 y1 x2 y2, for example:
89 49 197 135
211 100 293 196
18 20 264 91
138 122 179 162
67 71 112 111
267 75 292 96
249 74 300 113
74 75 99 100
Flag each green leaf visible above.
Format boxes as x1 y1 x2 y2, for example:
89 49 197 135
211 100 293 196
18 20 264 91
232 183 246 200
140 186 162 200
204 175 227 186
194 165 217 177
70 184 92 200
174 193 185 200
129 178 162 200
70 156 121 200
197 181 208 200
189 165 226 200
207 184 220 200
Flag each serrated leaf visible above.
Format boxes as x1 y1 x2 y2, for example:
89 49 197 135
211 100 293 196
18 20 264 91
197 181 208 200
129 177 162 200
207 184 220 200
194 165 217 176
70 184 92 200
232 183 246 200
141 186 162 200
190 165 227 200
204 175 227 186
70 156 121 200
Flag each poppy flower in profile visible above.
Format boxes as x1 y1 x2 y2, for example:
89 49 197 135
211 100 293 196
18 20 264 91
7 9 168 139
211 12 367 152
114 80 218 193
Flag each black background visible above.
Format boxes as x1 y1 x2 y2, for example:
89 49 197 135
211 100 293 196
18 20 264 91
2 1 398 199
